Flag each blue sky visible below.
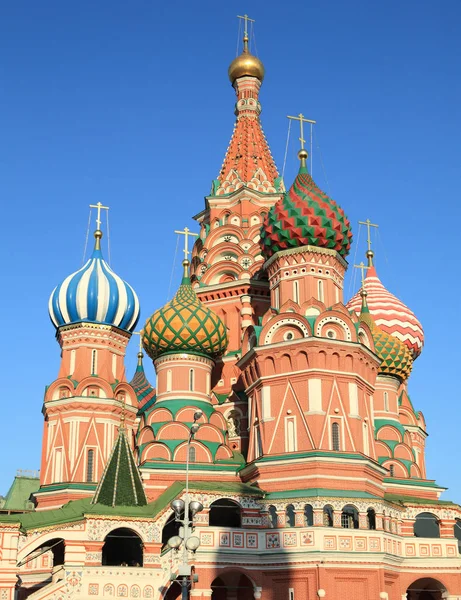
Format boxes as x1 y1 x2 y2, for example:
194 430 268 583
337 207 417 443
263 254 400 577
1 0 460 498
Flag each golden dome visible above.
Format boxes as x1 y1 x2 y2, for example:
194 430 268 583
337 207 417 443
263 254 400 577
228 36 265 84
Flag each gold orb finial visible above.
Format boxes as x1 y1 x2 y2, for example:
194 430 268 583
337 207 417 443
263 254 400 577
94 229 103 250
366 249 374 267
228 34 265 84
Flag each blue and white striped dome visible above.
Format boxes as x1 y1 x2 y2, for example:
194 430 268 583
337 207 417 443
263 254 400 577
49 233 140 332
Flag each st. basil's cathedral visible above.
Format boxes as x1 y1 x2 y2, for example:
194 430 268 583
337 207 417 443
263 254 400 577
0 25 459 600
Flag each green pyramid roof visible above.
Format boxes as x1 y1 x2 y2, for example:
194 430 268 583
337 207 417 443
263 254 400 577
92 426 147 507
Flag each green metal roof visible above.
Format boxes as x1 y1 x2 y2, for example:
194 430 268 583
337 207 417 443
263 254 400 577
265 488 381 500
2 476 39 510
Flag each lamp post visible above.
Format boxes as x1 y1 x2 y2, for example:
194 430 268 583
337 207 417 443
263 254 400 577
168 411 204 600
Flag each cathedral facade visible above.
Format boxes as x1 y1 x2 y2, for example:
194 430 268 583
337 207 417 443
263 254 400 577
0 30 460 600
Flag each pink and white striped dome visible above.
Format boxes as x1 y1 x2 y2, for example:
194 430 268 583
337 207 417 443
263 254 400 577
347 266 424 359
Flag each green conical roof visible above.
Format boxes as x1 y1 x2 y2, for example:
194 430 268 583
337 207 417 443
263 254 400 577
92 426 147 507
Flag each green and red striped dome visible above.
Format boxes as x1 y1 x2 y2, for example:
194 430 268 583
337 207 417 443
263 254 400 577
260 165 352 259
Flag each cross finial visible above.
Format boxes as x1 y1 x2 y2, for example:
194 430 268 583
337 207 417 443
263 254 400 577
174 227 199 260
358 219 379 254
89 202 109 230
133 330 144 365
237 14 255 39
354 261 367 286
287 113 317 151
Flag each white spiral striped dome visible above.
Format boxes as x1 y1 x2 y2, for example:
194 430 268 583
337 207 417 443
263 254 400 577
347 265 424 359
49 232 140 332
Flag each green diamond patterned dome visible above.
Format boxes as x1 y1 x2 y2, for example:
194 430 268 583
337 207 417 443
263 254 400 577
260 163 352 259
360 292 413 382
143 262 228 360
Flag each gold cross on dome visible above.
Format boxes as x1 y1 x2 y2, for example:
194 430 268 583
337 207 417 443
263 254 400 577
133 330 144 353
174 227 199 260
237 13 255 37
89 202 109 229
287 113 317 150
354 261 367 286
358 218 379 253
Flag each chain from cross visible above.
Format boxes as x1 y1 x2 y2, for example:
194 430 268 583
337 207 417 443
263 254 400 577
174 227 199 260
89 202 109 230
358 219 379 253
287 113 317 150
353 261 367 286
237 13 255 37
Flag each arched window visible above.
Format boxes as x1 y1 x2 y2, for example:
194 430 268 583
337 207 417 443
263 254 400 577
414 513 440 538
86 449 94 482
367 508 376 530
304 504 314 526
166 369 172 392
363 422 370 456
384 391 389 412
285 417 297 452
102 528 143 567
318 280 324 302
268 505 278 528
91 350 98 375
70 349 76 375
293 280 299 304
286 504 295 527
323 505 333 527
112 353 117 378
455 519 461 553
209 499 241 528
188 446 196 463
274 287 280 310
341 505 359 529
332 422 340 451
189 369 194 391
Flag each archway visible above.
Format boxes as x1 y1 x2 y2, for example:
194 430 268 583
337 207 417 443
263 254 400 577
406 578 447 600
211 572 255 600
209 499 241 528
102 528 143 567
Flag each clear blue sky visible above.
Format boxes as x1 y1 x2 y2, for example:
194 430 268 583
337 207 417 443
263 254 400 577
1 1 460 499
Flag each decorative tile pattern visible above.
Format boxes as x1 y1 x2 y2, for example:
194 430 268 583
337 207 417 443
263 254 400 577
143 587 154 598
219 532 230 547
354 537 367 551
103 584 115 596
266 533 280 549
405 544 416 556
200 532 214 547
246 533 258 548
301 531 314 546
283 532 297 547
89 584 99 596
420 544 430 556
432 545 442 556
232 532 244 548
324 536 337 550
130 585 141 598
117 585 128 598
339 537 352 550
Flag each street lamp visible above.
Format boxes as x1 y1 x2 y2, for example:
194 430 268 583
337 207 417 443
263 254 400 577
167 410 204 599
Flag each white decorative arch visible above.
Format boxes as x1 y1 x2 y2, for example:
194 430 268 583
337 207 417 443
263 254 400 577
316 316 352 341
264 317 310 345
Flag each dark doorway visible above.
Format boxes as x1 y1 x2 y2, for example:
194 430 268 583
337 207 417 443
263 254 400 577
209 499 241 528
102 528 143 567
413 513 440 538
406 577 446 600
211 572 254 600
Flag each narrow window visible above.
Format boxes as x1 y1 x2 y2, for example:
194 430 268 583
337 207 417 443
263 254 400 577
318 279 324 302
332 422 340 451
54 449 62 482
206 372 211 395
293 280 299 304
285 417 297 452
91 350 97 375
274 286 280 310
389 464 395 477
112 353 117 378
363 422 370 456
189 369 194 391
289 589 295 600
86 449 94 482
384 391 389 412
70 349 76 375
166 369 172 392
254 426 263 459
188 446 196 463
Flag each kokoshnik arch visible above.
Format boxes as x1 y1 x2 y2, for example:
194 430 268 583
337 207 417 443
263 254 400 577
0 19 459 600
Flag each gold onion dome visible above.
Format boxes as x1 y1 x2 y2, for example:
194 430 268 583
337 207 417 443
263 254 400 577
228 35 265 84
359 290 413 382
142 261 228 360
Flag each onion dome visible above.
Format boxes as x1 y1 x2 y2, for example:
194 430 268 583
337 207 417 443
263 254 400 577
347 251 424 359
228 34 265 84
359 290 413 382
142 260 228 360
49 230 140 332
260 152 352 259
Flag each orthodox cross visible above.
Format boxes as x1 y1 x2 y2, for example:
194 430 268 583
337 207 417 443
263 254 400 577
237 13 255 38
133 330 144 353
358 218 379 253
287 113 317 173
89 202 109 230
174 227 199 260
353 261 367 286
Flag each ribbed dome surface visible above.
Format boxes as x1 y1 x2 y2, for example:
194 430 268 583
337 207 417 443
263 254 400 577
360 296 413 381
260 165 352 259
49 236 140 332
143 267 228 360
347 266 424 359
